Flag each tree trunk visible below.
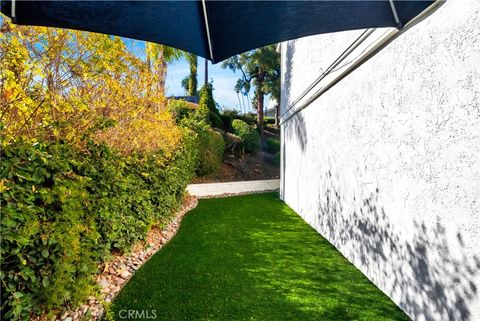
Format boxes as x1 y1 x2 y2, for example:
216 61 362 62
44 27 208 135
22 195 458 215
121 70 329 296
157 48 167 97
188 55 198 96
257 86 264 137
146 54 152 97
204 58 208 87
275 104 279 127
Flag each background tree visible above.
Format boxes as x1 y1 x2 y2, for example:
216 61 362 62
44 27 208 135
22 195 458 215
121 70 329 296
186 53 198 96
199 82 222 128
267 72 280 126
221 45 280 135
181 53 198 96
146 43 182 96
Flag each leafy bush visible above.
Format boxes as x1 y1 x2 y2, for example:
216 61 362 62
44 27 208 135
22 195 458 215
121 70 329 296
245 130 261 153
264 117 276 125
231 119 250 138
0 137 197 319
196 129 225 175
219 110 239 132
93 109 182 156
219 114 232 132
188 104 210 127
167 99 196 124
222 110 239 118
272 151 281 166
209 111 224 129
239 113 257 126
232 119 260 153
0 21 166 145
175 105 225 176
266 138 280 154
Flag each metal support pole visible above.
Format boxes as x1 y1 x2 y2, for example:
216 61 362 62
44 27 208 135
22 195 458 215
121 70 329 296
388 0 403 29
11 0 16 23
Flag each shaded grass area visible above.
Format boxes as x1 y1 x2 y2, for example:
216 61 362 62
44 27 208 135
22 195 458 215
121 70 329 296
109 193 410 321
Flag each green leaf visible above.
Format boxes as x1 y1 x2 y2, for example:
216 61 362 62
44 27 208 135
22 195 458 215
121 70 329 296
32 167 46 183
42 276 50 287
41 249 49 258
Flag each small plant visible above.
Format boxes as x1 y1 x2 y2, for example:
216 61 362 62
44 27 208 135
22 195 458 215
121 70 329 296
232 119 251 138
265 138 280 154
232 119 260 153
239 113 257 126
209 111 224 129
219 110 239 132
273 151 281 166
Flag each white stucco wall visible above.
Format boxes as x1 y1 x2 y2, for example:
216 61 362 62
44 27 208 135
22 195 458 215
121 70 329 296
280 1 480 321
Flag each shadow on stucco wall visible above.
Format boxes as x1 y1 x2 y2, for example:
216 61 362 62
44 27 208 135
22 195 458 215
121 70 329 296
282 40 295 111
284 112 307 152
281 40 308 152
316 170 480 321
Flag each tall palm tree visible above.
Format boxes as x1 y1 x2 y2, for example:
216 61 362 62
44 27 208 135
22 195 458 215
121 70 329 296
184 53 198 96
146 43 183 96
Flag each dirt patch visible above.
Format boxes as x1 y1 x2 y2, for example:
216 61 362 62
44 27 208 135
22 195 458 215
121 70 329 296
193 151 280 183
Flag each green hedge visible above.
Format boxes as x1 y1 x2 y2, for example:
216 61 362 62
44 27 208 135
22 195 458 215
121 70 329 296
176 105 225 177
0 143 98 319
0 136 198 320
167 99 196 124
196 129 225 175
232 119 260 153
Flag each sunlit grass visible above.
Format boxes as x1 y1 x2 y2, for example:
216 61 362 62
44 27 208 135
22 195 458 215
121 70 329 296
110 193 410 321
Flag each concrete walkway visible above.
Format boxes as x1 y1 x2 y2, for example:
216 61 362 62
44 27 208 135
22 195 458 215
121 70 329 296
187 179 280 198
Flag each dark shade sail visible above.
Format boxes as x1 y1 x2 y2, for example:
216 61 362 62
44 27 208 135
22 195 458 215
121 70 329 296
0 0 434 63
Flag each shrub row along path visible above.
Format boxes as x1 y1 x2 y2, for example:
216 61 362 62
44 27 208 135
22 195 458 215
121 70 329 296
187 179 280 197
110 193 409 321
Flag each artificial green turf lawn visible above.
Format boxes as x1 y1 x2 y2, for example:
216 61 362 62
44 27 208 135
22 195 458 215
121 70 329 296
110 193 410 321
